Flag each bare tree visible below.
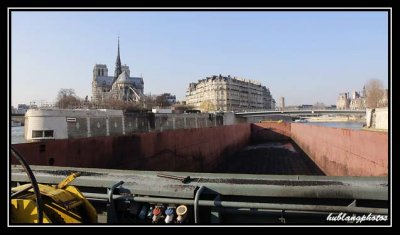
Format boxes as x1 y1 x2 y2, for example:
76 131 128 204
56 88 82 109
155 94 172 107
57 88 76 99
364 79 385 108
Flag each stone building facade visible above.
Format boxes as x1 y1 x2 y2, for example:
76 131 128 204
92 39 144 103
336 93 350 110
186 75 275 112
337 91 365 110
337 88 388 110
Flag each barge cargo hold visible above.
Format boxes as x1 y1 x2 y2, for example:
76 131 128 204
12 122 388 177
10 122 389 224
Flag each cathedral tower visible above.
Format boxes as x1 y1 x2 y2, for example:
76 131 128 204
114 37 122 82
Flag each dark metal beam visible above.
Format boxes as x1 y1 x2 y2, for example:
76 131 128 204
11 165 388 201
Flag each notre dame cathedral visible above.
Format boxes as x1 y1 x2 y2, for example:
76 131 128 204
91 39 144 103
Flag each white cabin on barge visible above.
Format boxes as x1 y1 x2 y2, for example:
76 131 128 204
24 109 123 142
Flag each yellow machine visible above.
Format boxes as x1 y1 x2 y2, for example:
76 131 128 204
11 172 97 224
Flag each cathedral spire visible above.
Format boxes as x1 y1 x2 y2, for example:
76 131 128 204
114 37 122 81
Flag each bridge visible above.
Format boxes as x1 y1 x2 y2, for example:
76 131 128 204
235 109 366 117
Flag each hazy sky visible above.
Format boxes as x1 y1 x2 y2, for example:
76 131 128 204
11 11 389 107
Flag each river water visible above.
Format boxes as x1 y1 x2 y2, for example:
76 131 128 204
302 122 364 130
11 126 26 144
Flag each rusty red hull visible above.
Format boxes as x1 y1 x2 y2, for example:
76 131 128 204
11 124 251 173
11 122 388 176
291 123 388 176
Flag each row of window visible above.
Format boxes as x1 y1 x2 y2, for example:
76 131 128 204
32 130 54 138
190 85 267 92
188 91 270 97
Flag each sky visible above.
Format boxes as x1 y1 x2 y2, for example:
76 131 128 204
10 11 389 107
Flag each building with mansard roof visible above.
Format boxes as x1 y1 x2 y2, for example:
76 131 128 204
186 74 275 112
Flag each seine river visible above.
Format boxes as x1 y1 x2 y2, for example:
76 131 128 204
11 122 364 144
302 121 364 130
11 126 26 144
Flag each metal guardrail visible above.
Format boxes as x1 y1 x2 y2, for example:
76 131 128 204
81 193 387 215
11 165 388 200
11 165 388 207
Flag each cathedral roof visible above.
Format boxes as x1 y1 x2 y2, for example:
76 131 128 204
115 71 133 84
95 76 113 86
114 71 143 88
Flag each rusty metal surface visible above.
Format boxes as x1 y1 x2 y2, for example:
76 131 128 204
11 122 388 177
193 178 343 186
11 124 251 173
11 165 388 201
291 123 388 176
212 141 324 175
251 122 291 142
